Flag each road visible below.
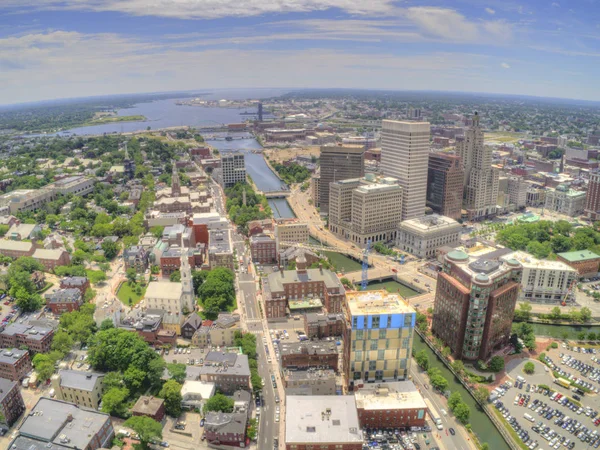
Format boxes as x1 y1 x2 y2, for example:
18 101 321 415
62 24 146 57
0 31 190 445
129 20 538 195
256 332 277 450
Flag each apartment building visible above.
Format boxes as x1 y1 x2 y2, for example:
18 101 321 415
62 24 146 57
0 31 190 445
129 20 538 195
586 169 600 220
204 412 247 448
396 215 461 259
431 250 522 361
189 352 251 394
0 240 34 259
284 369 337 395
0 349 32 381
274 220 309 253
59 276 89 296
318 145 365 214
507 176 528 209
557 250 600 278
250 234 277 264
0 322 54 354
0 378 25 426
381 120 430 220
192 313 241 348
209 229 234 270
279 340 339 371
426 152 464 220
51 370 105 410
343 290 416 388
31 248 71 271
44 288 83 315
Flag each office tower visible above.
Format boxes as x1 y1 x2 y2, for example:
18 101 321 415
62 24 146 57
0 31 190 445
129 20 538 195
408 106 422 120
507 176 527 209
219 152 246 188
343 290 416 388
318 145 364 214
426 152 464 220
431 250 522 361
456 112 499 221
381 120 430 220
258 102 263 122
329 175 402 247
586 170 600 220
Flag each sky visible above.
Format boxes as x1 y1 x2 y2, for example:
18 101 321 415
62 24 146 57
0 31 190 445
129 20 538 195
0 0 599 105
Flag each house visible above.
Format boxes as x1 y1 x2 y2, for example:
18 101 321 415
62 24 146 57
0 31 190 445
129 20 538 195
60 276 90 296
132 396 166 422
45 288 83 315
204 412 248 448
181 314 203 340
7 223 41 241
123 245 149 273
0 240 34 259
192 313 240 348
32 248 71 271
181 380 215 410
51 370 105 410
0 377 25 426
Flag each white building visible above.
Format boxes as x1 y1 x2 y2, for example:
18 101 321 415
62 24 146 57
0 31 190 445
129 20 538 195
181 380 215 410
501 251 578 304
544 184 586 216
329 175 402 247
218 152 246 188
381 120 430 220
397 215 461 259
143 281 187 334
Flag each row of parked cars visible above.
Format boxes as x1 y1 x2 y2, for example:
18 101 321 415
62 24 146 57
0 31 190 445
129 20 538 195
544 355 599 394
495 401 538 449
362 429 431 450
560 353 600 388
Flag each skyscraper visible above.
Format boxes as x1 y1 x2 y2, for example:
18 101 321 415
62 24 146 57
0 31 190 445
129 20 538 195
381 120 430 220
426 152 464 220
318 145 364 214
456 112 499 221
586 170 600 220
218 152 246 188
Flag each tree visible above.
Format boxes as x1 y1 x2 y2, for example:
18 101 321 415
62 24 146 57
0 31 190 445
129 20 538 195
203 393 234 414
167 363 187 384
123 416 162 449
123 366 146 393
150 226 165 239
159 379 183 417
442 347 451 358
578 331 587 341
101 240 119 259
87 270 107 285
430 374 448 392
126 268 137 285
514 302 532 322
481 444 490 450
415 349 429 371
100 319 115 331
551 235 572 254
451 360 465 374
489 356 505 372
51 330 73 354
103 371 124 391
524 362 535 374
170 270 181 282
101 387 130 417
549 307 562 321
32 354 55 381
588 332 597 341
448 392 463 411
474 386 490 403
580 307 592 323
453 402 471 424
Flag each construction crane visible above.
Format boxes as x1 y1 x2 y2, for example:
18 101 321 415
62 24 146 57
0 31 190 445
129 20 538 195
562 279 577 306
361 239 371 290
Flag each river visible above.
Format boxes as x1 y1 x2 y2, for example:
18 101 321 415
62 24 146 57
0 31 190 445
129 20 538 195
412 336 510 450
525 322 600 339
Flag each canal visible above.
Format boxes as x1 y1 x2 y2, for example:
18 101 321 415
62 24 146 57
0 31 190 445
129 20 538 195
412 336 510 450
524 322 600 339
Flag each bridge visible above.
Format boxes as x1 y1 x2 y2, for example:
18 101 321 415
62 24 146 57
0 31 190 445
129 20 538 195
264 190 291 198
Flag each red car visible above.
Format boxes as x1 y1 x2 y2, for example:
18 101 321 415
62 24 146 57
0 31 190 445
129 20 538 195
3 301 9 305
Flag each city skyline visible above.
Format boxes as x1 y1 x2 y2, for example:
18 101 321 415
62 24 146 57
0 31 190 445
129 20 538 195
1 0 600 104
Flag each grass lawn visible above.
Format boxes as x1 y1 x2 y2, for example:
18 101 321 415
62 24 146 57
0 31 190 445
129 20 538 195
116 281 146 306
484 131 527 144
37 282 53 294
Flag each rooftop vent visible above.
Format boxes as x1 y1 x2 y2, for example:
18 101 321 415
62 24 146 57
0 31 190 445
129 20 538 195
306 426 316 432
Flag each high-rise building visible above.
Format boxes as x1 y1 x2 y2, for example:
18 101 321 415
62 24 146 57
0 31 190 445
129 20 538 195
507 176 528 210
381 120 430 220
407 106 422 120
456 113 499 221
343 290 416 388
426 152 464 220
318 145 365 214
218 152 246 188
586 170 600 220
431 250 522 361
329 175 402 247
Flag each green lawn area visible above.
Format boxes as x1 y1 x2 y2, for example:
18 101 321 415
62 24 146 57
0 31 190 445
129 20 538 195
37 282 53 294
116 282 146 306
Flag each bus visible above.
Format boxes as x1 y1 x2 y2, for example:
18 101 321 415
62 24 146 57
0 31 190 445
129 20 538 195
555 378 571 389
424 398 443 429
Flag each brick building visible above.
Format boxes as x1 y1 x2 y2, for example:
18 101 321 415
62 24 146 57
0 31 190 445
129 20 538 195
557 250 600 278
132 396 166 422
250 234 277 264
31 248 71 271
0 349 32 381
426 152 464 220
0 322 54 354
279 341 339 371
304 313 345 339
586 170 600 221
60 276 90 296
45 288 83 315
0 378 25 426
204 412 248 448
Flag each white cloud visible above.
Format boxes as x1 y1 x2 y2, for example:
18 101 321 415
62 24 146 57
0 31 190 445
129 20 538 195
551 2 560 7
0 0 396 19
485 7 496 15
501 62 510 68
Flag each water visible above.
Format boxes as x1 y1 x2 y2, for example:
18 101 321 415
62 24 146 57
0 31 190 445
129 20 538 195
269 198 295 219
412 336 510 450
365 279 421 298
323 251 363 273
525 322 600 339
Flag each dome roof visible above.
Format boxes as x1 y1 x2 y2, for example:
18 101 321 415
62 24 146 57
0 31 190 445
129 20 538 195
475 273 490 283
447 250 469 262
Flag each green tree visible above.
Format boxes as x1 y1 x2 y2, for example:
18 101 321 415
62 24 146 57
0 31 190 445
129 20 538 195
451 360 465 374
51 330 73 354
514 302 532 322
524 362 535 374
167 363 187 384
203 393 234 414
103 371 124 390
170 270 181 282
32 354 55 381
159 379 183 417
549 307 562 321
489 356 505 372
87 270 107 285
101 240 119 259
415 349 429 370
123 366 146 393
481 444 490 450
588 332 597 341
442 347 451 358
126 268 137 285
578 331 587 341
150 226 165 239
101 387 130 417
453 402 471 424
551 235 572 254
430 374 448 392
123 416 162 449
580 307 592 323
474 386 490 403
100 318 115 330
448 392 463 411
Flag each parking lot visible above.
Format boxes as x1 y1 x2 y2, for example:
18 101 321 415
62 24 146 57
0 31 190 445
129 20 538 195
362 426 439 450
494 352 600 450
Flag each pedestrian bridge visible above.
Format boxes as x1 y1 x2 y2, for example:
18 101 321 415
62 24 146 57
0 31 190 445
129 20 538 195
263 190 291 198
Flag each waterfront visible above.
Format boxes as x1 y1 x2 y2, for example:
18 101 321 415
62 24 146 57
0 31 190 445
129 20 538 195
526 322 600 339
412 336 510 450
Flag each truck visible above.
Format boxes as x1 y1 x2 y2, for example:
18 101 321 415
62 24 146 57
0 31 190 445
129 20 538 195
555 378 571 389
424 398 443 429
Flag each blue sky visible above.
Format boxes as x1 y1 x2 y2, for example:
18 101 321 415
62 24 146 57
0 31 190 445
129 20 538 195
0 0 599 105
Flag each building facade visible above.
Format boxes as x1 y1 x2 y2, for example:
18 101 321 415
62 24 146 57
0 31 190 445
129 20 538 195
0 323 54 354
343 290 416 388
284 369 337 396
397 215 461 259
279 341 339 371
318 145 365 214
426 152 464 220
204 412 247 448
557 250 600 278
0 349 32 381
51 370 105 410
431 250 522 361
456 113 499 220
545 185 586 216
0 378 25 426
219 153 246 188
274 220 309 253
250 234 277 264
381 120 430 220
507 176 528 210
586 170 600 220
45 288 83 315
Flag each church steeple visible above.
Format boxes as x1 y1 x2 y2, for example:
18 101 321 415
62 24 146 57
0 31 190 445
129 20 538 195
180 250 195 313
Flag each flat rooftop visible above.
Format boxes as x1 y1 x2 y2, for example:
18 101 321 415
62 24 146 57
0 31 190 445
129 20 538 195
285 396 363 444
288 298 323 310
354 381 427 411
144 281 183 300
502 251 576 272
0 348 27 365
279 340 338 357
346 290 415 316
399 214 460 232
558 250 600 262
266 267 342 293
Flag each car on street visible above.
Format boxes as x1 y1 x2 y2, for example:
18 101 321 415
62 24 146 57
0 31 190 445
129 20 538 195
200 419 205 427
449 428 455 435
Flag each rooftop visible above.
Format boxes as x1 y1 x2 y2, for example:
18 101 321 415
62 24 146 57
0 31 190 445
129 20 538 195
209 229 232 254
285 368 336 381
285 396 363 444
181 380 216 399
56 370 103 392
0 240 33 252
279 340 338 357
145 281 183 300
354 381 427 411
399 214 461 232
346 290 415 316
0 377 18 402
0 348 28 365
288 298 323 310
18 398 111 449
265 267 343 293
32 249 66 261
205 411 247 436
502 251 577 272
195 352 250 377
132 396 164 416
9 436 70 450
1 323 54 341
558 250 600 263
